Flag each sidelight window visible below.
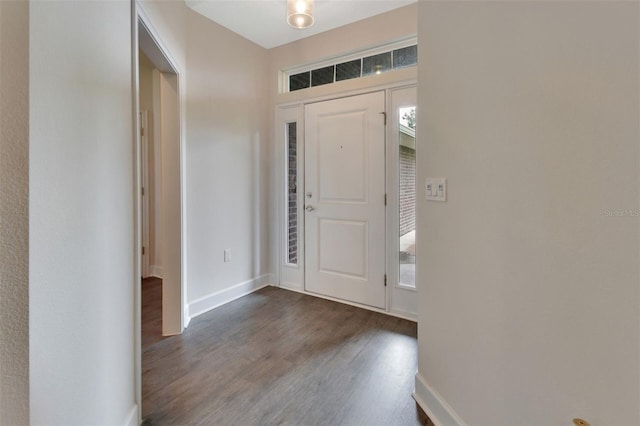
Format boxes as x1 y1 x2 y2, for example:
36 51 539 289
398 106 416 288
286 122 298 265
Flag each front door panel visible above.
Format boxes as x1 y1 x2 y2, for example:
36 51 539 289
304 91 386 309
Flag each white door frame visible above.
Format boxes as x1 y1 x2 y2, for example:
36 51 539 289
140 110 150 279
386 85 418 320
132 2 187 422
276 79 418 320
277 105 306 291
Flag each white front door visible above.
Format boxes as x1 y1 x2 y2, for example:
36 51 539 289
304 91 386 309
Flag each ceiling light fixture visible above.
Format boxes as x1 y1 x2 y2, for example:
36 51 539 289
287 0 314 29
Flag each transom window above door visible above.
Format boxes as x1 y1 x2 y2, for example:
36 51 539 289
282 38 417 93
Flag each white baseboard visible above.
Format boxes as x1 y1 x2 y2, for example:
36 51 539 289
277 285 417 323
183 307 191 329
187 273 274 319
149 265 163 278
413 372 465 426
279 280 304 292
389 307 418 322
123 404 139 426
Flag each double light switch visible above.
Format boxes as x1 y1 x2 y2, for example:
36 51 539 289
425 178 447 201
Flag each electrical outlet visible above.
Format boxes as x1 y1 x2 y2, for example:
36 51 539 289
224 249 231 262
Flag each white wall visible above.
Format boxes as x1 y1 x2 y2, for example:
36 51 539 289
184 7 271 311
29 1 136 424
415 2 639 425
138 1 273 318
0 0 29 424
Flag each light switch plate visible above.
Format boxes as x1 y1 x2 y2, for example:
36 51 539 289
426 178 447 201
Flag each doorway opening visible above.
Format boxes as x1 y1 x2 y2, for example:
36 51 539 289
134 9 184 422
137 15 183 337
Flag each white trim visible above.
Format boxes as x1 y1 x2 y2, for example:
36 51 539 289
388 307 417 322
187 274 275 319
131 1 143 422
278 286 416 323
140 110 150 279
123 404 139 426
395 282 417 292
413 372 466 426
149 265 164 278
183 306 191 329
399 122 415 138
136 3 182 75
277 105 305 290
387 85 418 317
283 119 302 269
279 280 303 292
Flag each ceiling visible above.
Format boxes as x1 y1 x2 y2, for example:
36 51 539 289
185 0 416 49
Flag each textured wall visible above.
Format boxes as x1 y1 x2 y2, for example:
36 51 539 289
0 0 29 424
29 1 136 423
416 2 639 424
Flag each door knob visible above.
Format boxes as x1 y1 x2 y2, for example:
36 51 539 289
305 205 315 212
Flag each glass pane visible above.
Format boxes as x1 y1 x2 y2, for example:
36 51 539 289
398 107 416 287
362 52 392 76
393 45 418 69
336 59 361 81
287 122 298 264
289 71 310 91
311 65 335 87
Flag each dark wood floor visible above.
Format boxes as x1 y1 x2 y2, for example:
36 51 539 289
142 279 432 426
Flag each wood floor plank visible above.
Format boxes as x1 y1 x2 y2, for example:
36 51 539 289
142 281 430 425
